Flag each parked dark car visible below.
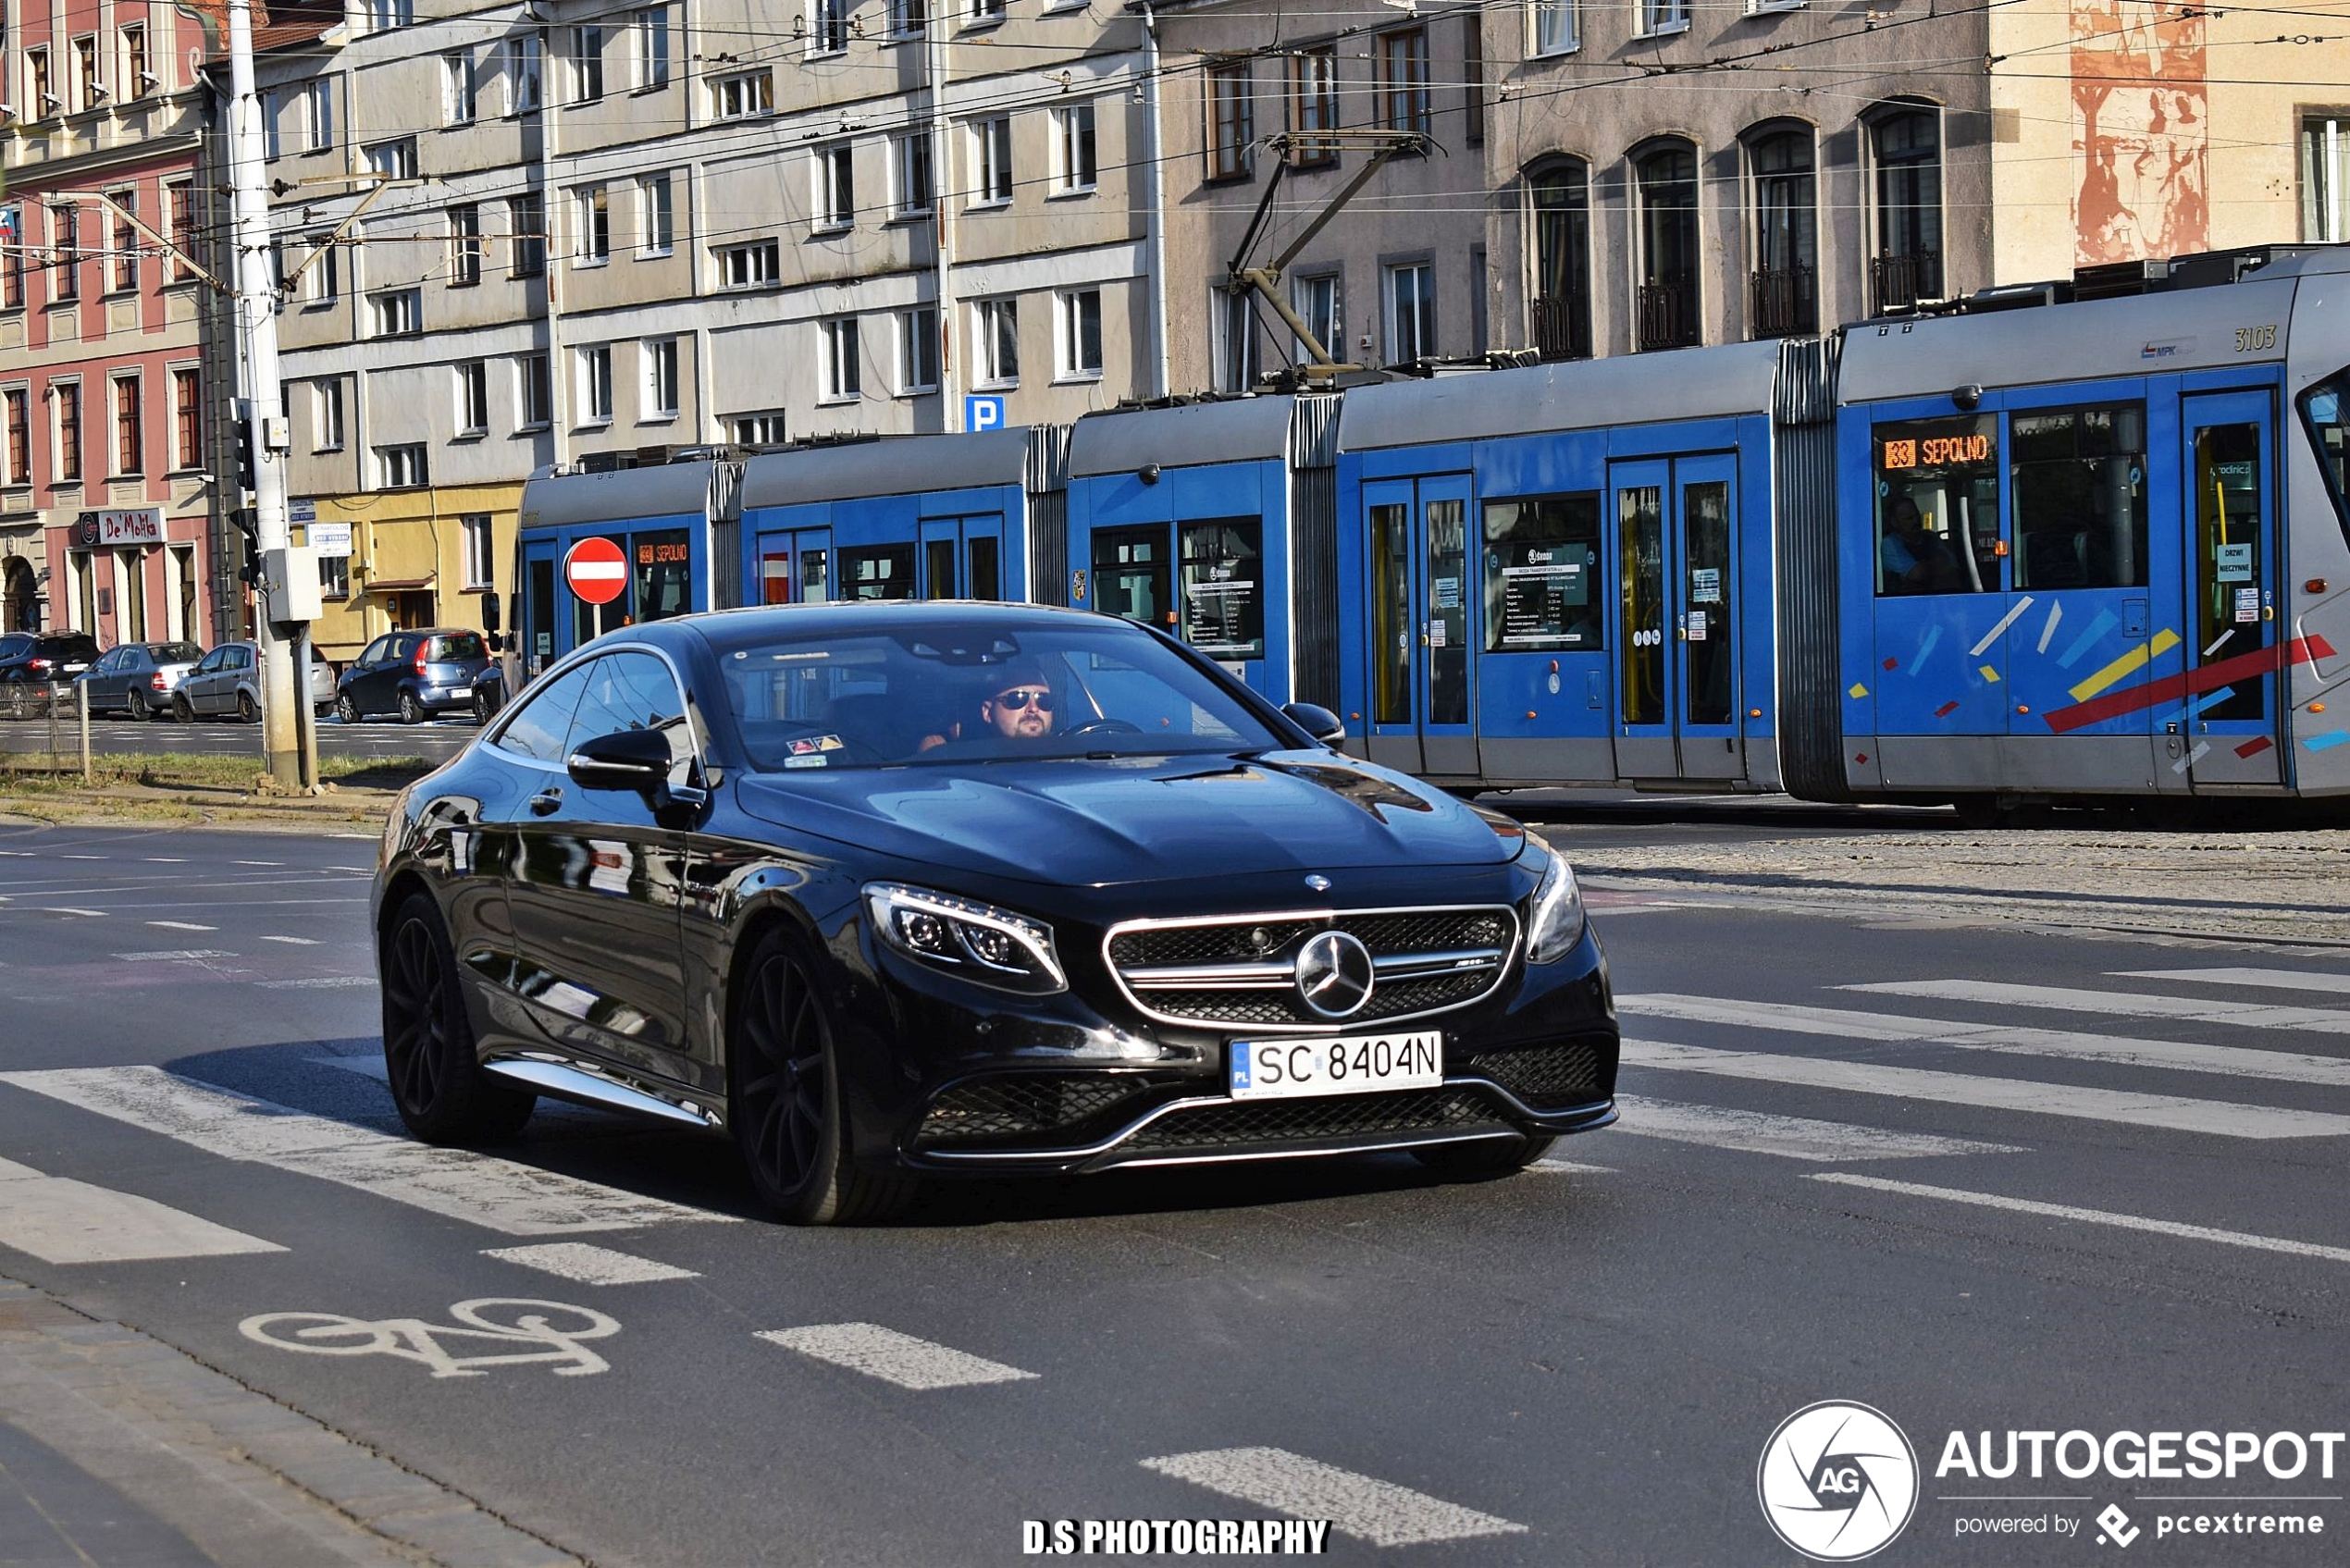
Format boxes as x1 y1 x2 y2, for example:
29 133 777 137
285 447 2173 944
336 628 492 724
77 642 204 720
372 604 1618 1225
175 640 338 722
0 632 103 716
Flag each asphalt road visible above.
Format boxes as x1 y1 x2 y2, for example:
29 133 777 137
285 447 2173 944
0 819 2344 1566
0 712 480 764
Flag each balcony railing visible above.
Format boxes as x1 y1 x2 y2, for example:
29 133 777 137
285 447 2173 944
1870 249 1943 314
1748 265 1816 338
1635 274 1700 352
1532 294 1590 362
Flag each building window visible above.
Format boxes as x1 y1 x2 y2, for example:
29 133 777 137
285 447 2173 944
1528 159 1591 362
1639 0 1688 32
1053 103 1097 193
313 378 344 451
973 296 1018 387
443 51 476 123
2306 116 2350 241
1634 140 1701 350
635 7 671 88
107 191 138 292
1871 107 1942 312
51 206 80 302
575 184 610 264
455 360 489 434
377 444 428 489
1213 287 1257 393
820 317 861 401
1292 270 1341 362
637 174 674 254
166 181 194 281
506 34 542 113
897 306 940 393
711 68 772 120
715 240 779 289
578 344 612 423
120 26 151 97
1378 28 1429 135
814 142 855 230
461 515 495 589
448 203 483 286
972 116 1012 204
54 383 81 482
72 36 97 113
303 79 334 151
1383 261 1434 364
4 390 29 484
319 552 350 599
566 25 604 104
1206 64 1252 180
517 355 551 428
27 48 52 119
890 0 927 37
296 233 339 303
810 0 848 54
1748 128 1816 337
730 413 786 446
1056 288 1103 379
892 130 934 215
509 193 546 277
1287 48 1337 167
369 288 422 338
971 0 1005 21
1463 17 1484 145
261 86 283 158
643 337 679 417
365 0 414 31
171 367 201 470
365 136 416 180
2 216 20 307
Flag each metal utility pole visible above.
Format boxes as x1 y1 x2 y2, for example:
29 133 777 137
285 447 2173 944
224 0 303 787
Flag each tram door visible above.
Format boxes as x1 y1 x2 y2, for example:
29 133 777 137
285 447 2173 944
2179 392 2282 786
1362 475 1477 778
757 529 834 605
521 540 561 675
917 515 1006 600
1610 456 1743 782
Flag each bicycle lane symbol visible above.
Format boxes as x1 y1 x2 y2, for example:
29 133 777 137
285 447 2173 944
239 1299 621 1378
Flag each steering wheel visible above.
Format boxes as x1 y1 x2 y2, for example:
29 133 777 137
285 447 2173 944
1061 717 1144 739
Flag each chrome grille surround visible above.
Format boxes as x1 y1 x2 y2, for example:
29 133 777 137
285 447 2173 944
1103 904 1520 1032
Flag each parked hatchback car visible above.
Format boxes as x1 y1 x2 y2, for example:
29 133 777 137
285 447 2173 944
174 640 337 722
77 642 204 721
336 629 492 724
0 632 102 716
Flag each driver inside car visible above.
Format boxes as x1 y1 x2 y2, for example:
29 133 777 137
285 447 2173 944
919 660 1059 752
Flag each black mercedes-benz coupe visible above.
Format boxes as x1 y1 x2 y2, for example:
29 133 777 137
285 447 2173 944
372 603 1618 1224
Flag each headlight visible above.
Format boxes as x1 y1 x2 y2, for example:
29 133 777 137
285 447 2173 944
863 882 1066 994
1523 835 1588 965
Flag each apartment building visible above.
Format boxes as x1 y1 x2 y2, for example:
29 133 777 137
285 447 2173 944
0 0 229 643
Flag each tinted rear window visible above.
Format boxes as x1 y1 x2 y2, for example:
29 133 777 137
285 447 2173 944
149 642 202 662
431 634 487 661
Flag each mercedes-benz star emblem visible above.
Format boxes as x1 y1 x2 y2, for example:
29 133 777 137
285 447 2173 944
1304 874 1331 892
1294 931 1375 1019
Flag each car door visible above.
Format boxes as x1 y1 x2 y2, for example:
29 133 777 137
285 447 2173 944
502 649 696 1086
85 648 127 712
182 647 226 713
347 636 392 715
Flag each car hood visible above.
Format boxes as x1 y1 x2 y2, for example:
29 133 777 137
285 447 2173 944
734 751 1522 888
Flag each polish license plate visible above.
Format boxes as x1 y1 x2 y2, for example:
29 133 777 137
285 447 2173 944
450 685 472 699
1228 1032 1443 1102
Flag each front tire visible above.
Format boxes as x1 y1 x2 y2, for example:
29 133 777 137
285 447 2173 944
336 692 360 724
1412 1134 1559 1175
380 893 535 1143
171 694 194 723
728 927 914 1225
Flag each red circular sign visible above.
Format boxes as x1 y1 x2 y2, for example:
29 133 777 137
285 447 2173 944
564 537 629 606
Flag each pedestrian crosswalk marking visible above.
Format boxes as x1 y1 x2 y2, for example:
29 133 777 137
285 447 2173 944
0 1067 737 1236
114 949 235 963
1621 1039 2350 1140
484 1242 699 1285
758 1324 1038 1389
2113 967 2349 997
1844 980 2350 1035
1614 1094 2022 1161
1621 994 2350 1088
258 976 376 990
259 935 320 945
0 1156 284 1264
1141 1448 1527 1548
1811 1174 2350 1266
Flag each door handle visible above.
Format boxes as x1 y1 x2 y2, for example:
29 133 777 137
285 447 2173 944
528 788 563 817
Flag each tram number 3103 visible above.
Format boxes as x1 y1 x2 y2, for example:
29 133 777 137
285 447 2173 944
2234 325 2279 353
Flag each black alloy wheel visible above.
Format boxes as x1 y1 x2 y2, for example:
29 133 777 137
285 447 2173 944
336 692 360 724
473 689 494 725
171 694 194 723
728 927 913 1225
238 691 259 723
1411 1133 1559 1176
399 690 425 725
380 893 536 1143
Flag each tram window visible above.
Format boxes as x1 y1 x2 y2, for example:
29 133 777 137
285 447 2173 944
2298 369 2350 542
1482 494 1602 651
2010 402 2147 589
632 527 692 621
842 543 917 599
1092 525 1173 627
1874 415 1999 595
968 536 1000 601
1179 518 1264 658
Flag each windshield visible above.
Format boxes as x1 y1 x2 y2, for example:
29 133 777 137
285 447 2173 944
710 618 1284 771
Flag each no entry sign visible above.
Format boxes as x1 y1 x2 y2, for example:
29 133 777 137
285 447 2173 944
564 537 628 606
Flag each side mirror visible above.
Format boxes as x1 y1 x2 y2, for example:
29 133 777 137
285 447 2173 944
1281 702 1347 747
480 591 501 634
566 727 674 792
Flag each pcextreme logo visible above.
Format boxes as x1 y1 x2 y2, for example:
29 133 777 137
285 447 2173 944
1758 1401 1922 1562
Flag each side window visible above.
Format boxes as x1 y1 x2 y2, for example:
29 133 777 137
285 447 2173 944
1483 494 1603 650
493 659 597 762
570 650 696 772
359 636 390 665
235 647 254 669
1092 524 1171 627
2010 402 2147 589
1178 518 1263 658
1874 415 2000 595
2298 367 2350 546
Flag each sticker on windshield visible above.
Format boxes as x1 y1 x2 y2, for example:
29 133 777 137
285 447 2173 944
785 754 829 769
787 735 845 756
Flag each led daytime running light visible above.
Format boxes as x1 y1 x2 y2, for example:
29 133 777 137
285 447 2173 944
863 882 1067 994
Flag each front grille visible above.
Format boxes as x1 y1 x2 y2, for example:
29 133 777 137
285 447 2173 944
1121 1085 1514 1154
1107 907 1517 1031
915 1074 1164 1150
1464 1041 1608 1108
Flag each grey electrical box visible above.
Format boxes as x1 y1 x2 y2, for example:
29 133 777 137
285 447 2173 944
265 545 321 623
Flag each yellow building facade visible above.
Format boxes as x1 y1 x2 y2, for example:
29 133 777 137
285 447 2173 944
292 482 521 666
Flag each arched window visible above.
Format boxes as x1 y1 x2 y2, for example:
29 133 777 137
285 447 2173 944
1747 127 1816 336
1633 140 1700 351
1527 159 1591 361
1871 107 1942 311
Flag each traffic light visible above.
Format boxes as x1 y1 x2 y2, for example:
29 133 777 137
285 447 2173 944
234 419 256 497
233 508 262 586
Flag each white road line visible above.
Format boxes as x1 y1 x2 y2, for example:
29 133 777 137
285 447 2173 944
1614 1093 2022 1162
259 935 321 946
1844 979 2350 1035
1621 1039 2350 1140
0 1067 736 1236
114 950 235 963
1621 994 2350 1089
0 1158 284 1264
143 858 186 864
2114 968 2349 996
756 1324 1039 1389
482 1242 699 1285
146 920 217 932
1140 1448 1528 1548
1811 1174 2350 1266
1528 1158 1614 1174
233 860 282 867
40 907 105 918
58 855 101 861
258 976 375 990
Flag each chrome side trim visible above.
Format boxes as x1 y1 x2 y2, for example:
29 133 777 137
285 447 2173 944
482 1055 723 1128
1096 1128 1520 1170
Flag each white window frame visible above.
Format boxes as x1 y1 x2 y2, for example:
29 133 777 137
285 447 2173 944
714 239 780 290
303 79 334 152
460 514 495 590
809 0 848 56
638 173 674 255
971 115 1012 206
891 130 934 216
1292 269 1341 360
634 7 671 88
453 359 489 435
505 34 543 115
970 0 1005 22
574 184 610 265
368 287 422 338
1637 0 1689 35
313 377 344 451
729 412 787 446
972 295 1018 389
1383 259 1435 363
887 0 927 39
1055 287 1102 381
377 443 428 489
813 142 855 232
819 316 862 402
566 24 604 105
577 343 613 425
1528 0 1578 55
262 87 282 159
711 68 773 120
365 136 415 179
442 51 476 124
897 306 940 394
447 204 483 286
1051 102 1096 195
516 353 551 429
301 233 340 303
642 336 679 419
